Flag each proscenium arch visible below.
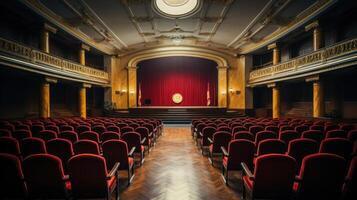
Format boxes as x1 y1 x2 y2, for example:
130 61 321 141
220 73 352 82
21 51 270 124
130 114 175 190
126 46 229 108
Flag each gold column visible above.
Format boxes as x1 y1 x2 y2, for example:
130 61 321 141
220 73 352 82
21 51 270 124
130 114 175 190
217 66 228 107
305 21 322 51
313 81 324 118
40 24 57 54
78 84 91 119
268 43 280 65
79 44 90 65
269 83 280 119
127 66 137 108
40 82 50 118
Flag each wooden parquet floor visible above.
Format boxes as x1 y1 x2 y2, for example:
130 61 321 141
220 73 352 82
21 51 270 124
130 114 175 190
118 126 243 200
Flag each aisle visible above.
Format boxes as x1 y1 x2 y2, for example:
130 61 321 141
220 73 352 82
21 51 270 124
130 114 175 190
119 126 242 200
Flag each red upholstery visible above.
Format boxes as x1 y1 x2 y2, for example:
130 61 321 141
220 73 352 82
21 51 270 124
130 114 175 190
73 140 100 155
76 125 91 134
348 129 357 142
106 125 120 134
122 132 145 154
325 124 340 132
243 154 296 199
319 138 352 159
310 125 324 132
326 129 347 138
20 138 47 158
121 126 135 135
340 124 356 133
46 125 60 134
217 126 231 133
15 124 30 131
295 125 309 134
0 153 27 198
265 126 279 134
23 154 68 198
68 154 118 199
47 138 74 173
295 153 346 200
302 130 324 144
12 130 32 140
224 139 255 170
102 139 134 170
232 126 247 134
256 139 286 156
59 125 74 132
279 130 300 145
101 131 120 143
280 125 294 133
135 127 151 147
0 123 15 132
201 126 216 147
58 131 78 144
36 130 57 142
233 131 255 141
0 128 11 137
249 125 264 136
255 131 277 146
92 125 106 135
209 131 231 154
79 131 100 143
343 156 357 200
0 137 21 156
287 138 319 174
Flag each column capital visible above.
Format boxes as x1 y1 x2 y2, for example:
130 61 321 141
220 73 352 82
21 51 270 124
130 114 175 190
217 65 229 69
267 83 278 88
80 43 91 51
267 43 279 50
305 20 319 32
44 77 57 84
126 65 138 70
43 23 57 34
82 83 92 88
305 75 320 83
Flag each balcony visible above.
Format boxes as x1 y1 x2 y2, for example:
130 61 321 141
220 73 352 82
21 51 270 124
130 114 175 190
249 37 357 86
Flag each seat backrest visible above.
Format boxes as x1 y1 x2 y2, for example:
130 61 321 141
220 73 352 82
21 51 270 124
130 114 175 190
59 125 74 132
23 154 66 198
79 131 100 143
121 126 135 134
253 154 296 199
135 127 150 138
228 139 255 170
68 154 108 198
249 126 264 136
12 130 32 140
326 129 347 139
36 130 57 142
343 156 357 200
92 126 106 135
102 139 129 170
295 125 309 134
287 138 319 174
0 153 27 198
257 139 286 156
265 126 279 134
0 137 21 156
76 125 91 134
232 126 247 134
0 123 15 132
319 138 352 159
122 132 142 153
47 138 74 173
348 129 357 143
302 130 324 144
280 125 294 133
202 126 216 146
0 128 11 137
255 131 277 146
340 124 356 133
20 138 47 158
310 125 324 132
106 125 120 134
212 131 231 153
233 131 254 141
279 130 300 145
58 131 78 144
297 153 346 199
46 125 60 134
73 140 100 155
325 124 340 132
217 126 231 133
101 131 120 143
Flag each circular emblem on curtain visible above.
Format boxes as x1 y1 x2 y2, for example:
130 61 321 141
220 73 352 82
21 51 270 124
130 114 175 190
172 93 183 104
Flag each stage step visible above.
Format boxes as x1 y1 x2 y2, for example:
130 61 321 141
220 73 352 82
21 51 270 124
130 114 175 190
105 107 246 124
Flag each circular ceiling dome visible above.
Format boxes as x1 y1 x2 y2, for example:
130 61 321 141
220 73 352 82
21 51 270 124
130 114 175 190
153 0 202 19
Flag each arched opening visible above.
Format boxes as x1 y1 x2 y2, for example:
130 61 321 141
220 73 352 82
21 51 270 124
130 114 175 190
137 56 218 106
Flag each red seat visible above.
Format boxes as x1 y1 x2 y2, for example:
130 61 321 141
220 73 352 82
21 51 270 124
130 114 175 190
209 131 231 166
256 139 286 156
121 126 135 135
310 125 324 132
222 139 255 185
295 125 309 134
343 156 357 200
200 126 216 151
135 127 152 151
68 154 119 199
0 123 15 132
302 130 324 144
0 153 27 198
46 138 74 174
122 132 145 165
0 137 21 156
326 129 347 138
255 130 277 147
340 124 356 133
279 130 300 145
232 126 247 134
287 138 319 174
46 125 60 134
265 125 279 134
79 131 100 143
348 129 357 143
233 131 255 141
73 140 100 155
319 138 352 160
106 125 120 134
242 154 296 200
76 125 91 134
325 124 340 132
92 125 106 135
20 138 47 158
102 139 135 186
59 125 74 132
12 130 32 140
36 130 57 142
280 125 294 133
249 125 264 136
294 153 346 200
101 131 120 143
0 128 11 137
217 126 231 133
15 124 30 131
23 154 70 199
58 131 78 144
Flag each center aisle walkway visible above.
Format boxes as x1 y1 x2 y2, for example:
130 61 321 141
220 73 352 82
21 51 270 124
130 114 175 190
119 126 242 200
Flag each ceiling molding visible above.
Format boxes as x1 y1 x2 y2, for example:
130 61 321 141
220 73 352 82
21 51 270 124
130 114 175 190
20 0 117 55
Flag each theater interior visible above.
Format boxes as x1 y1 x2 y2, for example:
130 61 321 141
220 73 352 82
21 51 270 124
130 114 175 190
0 0 357 199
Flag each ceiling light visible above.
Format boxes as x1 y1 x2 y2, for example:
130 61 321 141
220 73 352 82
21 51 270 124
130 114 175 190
153 0 202 19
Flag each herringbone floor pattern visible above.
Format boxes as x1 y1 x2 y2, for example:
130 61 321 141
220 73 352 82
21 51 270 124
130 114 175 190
118 126 243 200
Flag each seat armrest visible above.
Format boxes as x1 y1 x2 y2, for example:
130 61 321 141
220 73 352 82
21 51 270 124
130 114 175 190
295 175 302 182
199 132 203 137
128 147 136 157
148 132 153 137
241 162 254 180
141 137 146 144
62 175 70 181
208 137 213 144
108 162 120 178
221 146 229 156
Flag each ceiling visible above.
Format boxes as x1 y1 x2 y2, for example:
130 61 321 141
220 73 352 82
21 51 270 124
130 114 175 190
22 0 336 56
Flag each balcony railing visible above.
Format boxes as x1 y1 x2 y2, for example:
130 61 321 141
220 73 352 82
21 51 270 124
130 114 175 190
249 37 357 84
0 37 109 83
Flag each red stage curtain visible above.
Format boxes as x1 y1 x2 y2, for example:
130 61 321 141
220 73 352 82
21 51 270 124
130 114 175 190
137 57 218 106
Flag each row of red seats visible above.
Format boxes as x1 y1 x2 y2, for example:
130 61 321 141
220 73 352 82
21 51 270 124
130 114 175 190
192 117 357 200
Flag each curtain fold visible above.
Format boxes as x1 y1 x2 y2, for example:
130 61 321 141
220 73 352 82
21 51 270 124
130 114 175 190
137 57 218 106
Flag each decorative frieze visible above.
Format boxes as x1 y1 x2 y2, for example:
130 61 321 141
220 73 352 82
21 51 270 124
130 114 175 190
0 37 109 81
249 38 357 81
